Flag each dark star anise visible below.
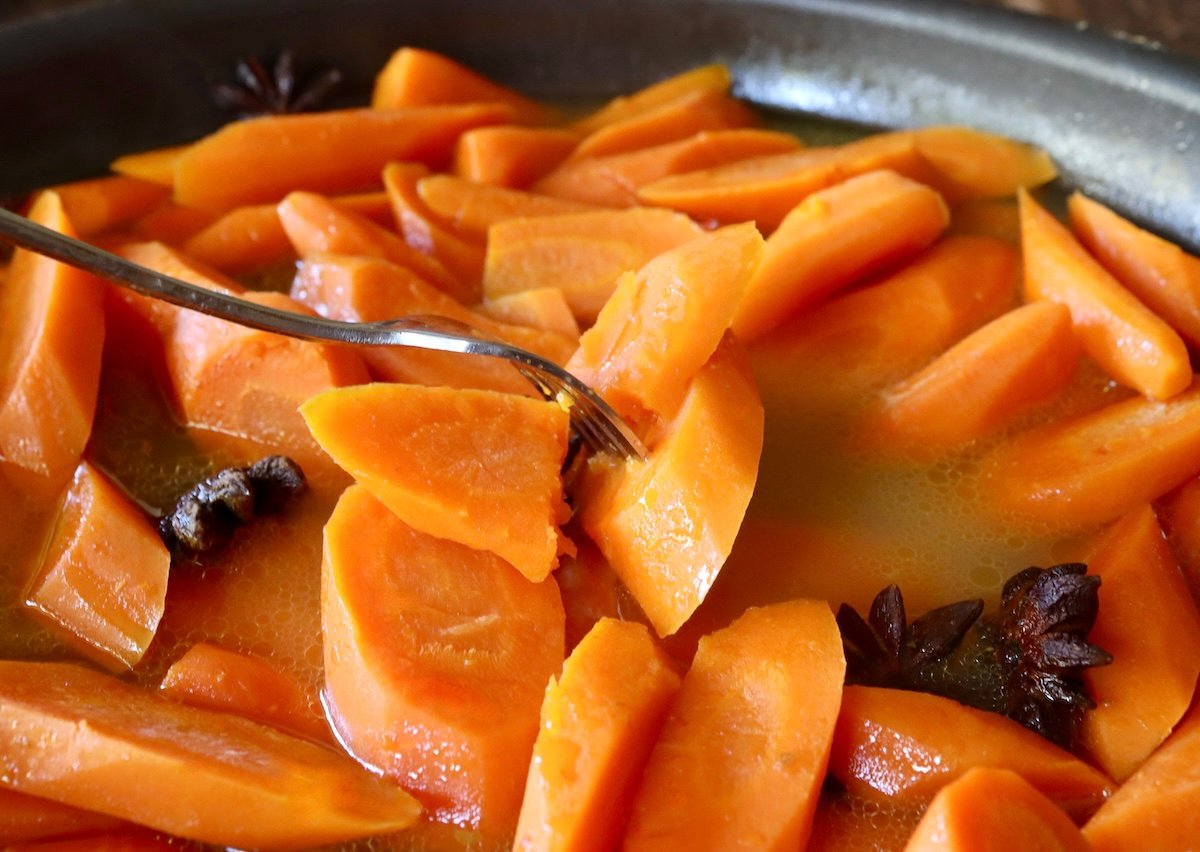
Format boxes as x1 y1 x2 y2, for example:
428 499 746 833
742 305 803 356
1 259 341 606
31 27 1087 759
838 584 984 689
212 51 343 118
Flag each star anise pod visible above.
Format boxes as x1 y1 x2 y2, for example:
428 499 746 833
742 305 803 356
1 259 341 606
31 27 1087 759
212 51 343 118
838 584 984 689
989 563 1112 749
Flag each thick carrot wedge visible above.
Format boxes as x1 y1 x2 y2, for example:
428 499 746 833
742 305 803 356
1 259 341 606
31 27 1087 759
49 176 169 237
372 46 552 125
983 380 1200 528
302 382 569 582
454 125 580 187
0 191 105 480
913 126 1058 202
181 202 293 274
1157 476 1200 606
637 131 932 229
174 104 512 210
1083 705 1200 851
828 686 1113 819
0 660 419 848
417 174 601 239
732 170 950 341
624 599 845 850
321 485 564 837
129 203 217 244
1080 505 1200 781
23 461 169 672
483 207 704 324
580 337 763 636
535 128 801 207
514 618 681 852
903 768 1089 852
160 642 334 745
0 788 123 846
868 301 1079 454
480 287 581 339
1020 189 1191 400
571 64 731 135
1068 191 1200 347
109 144 189 187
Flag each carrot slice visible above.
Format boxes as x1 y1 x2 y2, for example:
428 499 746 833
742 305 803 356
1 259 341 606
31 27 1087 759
302 382 569 582
1020 189 1191 400
1080 505 1200 781
483 207 704 324
417 174 601 239
580 337 763 636
114 240 242 343
1156 476 1200 607
903 767 1089 852
866 301 1079 455
0 660 419 848
913 126 1058 202
129 203 217 244
321 484 564 837
174 104 512 210
1068 191 1200 348
480 287 581 339
109 144 189 187
49 176 170 237
514 618 681 852
623 599 845 850
571 64 731 135
0 788 124 846
828 686 1113 819
732 170 950 341
160 642 334 745
982 380 1200 529
372 46 553 125
181 202 293 274
0 191 105 480
454 125 580 188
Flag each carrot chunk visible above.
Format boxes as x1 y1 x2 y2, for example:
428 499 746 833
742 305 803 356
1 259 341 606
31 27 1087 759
514 618 681 852
1080 505 1200 781
0 788 124 847
417 174 601 239
912 126 1058 202
0 660 419 848
571 64 732 135
181 202 294 274
1020 189 1191 400
623 599 845 850
732 170 950 341
1157 476 1200 607
454 125 580 188
109 144 190 187
321 484 564 837
49 175 170 237
480 287 581 340
302 382 569 582
128 203 217 245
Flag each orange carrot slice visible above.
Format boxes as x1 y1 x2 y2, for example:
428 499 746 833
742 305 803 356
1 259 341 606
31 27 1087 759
732 170 950 341
114 240 242 343
109 144 189 187
903 767 1089 852
0 788 124 846
321 484 564 837
514 618 681 852
0 660 419 848
1080 505 1200 781
1157 476 1200 607
0 191 105 480
1020 189 1191 400
913 126 1058 202
454 125 580 188
480 287 581 339
129 203 217 244
828 686 1113 819
580 337 763 637
372 46 552 125
571 64 731 135
1068 191 1200 348
174 104 512 210
623 599 845 850
49 176 170 237
181 203 293 274
417 174 601 239
483 207 704 324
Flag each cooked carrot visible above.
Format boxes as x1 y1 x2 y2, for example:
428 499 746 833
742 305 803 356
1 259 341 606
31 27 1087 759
913 126 1058 202
903 768 1089 852
580 337 763 636
0 788 124 847
372 46 553 125
0 660 419 848
160 642 334 745
623 599 845 850
382 161 485 295
109 144 189 187
571 64 731 135
174 104 512 210
828 686 1113 819
732 170 950 341
1080 505 1200 782
1083 704 1200 850
0 191 105 481
637 131 932 229
181 202 293 274
534 128 801 207
49 175 170 237
454 125 580 187
982 380 1200 529
417 174 601 239
1020 189 1191 400
321 484 564 837
114 240 243 340
867 301 1079 455
514 618 681 852
480 287 581 339
332 189 393 226
302 382 569 582
483 207 704 324
1068 191 1200 348
1156 476 1200 606
947 198 1020 244
129 203 217 244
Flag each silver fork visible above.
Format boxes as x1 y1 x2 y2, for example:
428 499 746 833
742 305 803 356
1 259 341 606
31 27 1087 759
0 207 646 460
